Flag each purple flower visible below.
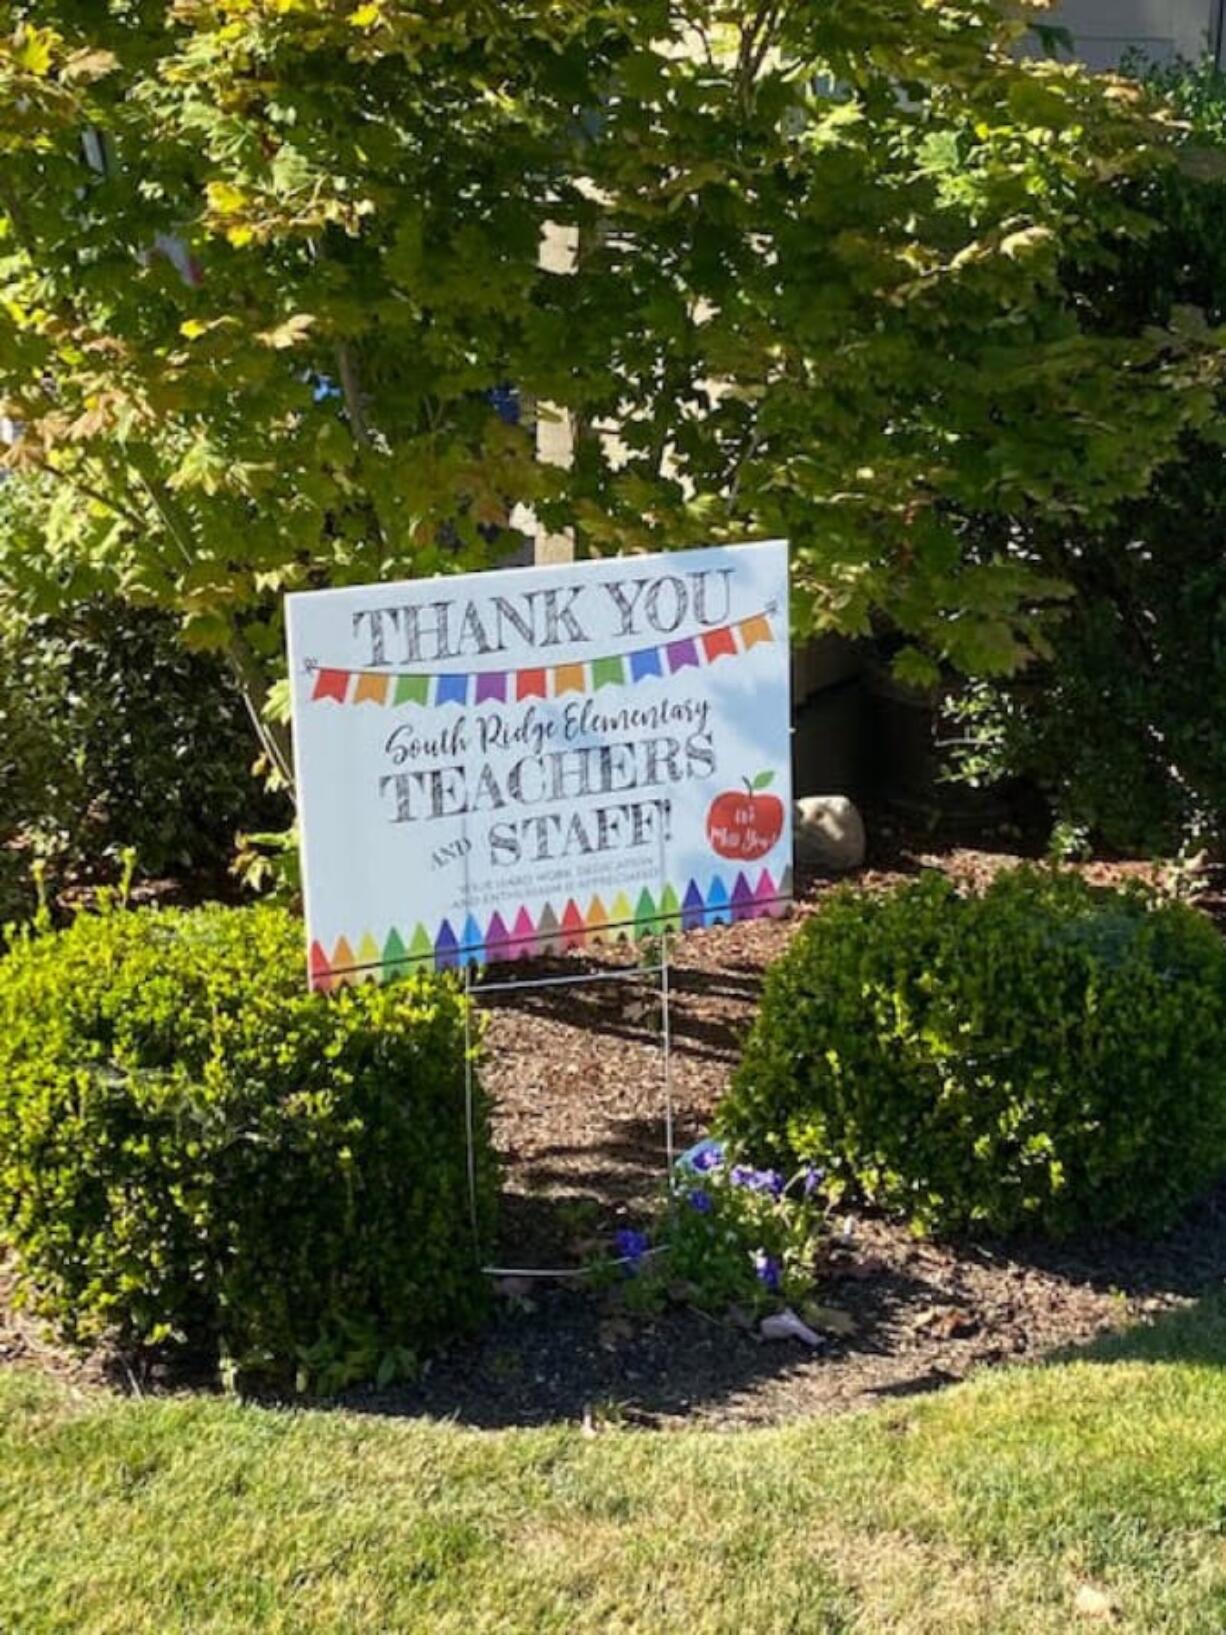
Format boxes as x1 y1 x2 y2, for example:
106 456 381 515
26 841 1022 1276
731 1165 784 1197
802 1165 825 1199
752 1250 782 1293
613 1227 649 1266
688 1188 713 1214
692 1143 724 1174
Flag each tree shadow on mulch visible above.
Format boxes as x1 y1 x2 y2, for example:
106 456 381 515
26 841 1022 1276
338 1180 1226 1432
478 953 765 1066
340 1188 944 1432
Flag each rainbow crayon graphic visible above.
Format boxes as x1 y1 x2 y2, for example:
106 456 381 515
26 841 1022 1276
609 891 634 941
460 914 484 966
509 906 536 960
681 880 705 931
434 919 459 969
331 935 356 986
311 864 797 988
634 886 658 940
731 872 755 921
658 883 681 933
704 876 730 926
486 910 511 961
310 940 333 991
536 903 562 955
561 899 586 950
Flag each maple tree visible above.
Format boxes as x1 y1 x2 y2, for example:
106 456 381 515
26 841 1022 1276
1 0 1223 777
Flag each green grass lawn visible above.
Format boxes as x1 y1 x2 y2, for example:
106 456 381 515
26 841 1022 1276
3 1301 1226 1634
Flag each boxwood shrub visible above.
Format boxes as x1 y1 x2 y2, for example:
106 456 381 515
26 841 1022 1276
718 868 1226 1237
0 904 495 1389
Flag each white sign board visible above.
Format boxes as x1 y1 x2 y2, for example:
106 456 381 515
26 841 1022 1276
286 540 792 988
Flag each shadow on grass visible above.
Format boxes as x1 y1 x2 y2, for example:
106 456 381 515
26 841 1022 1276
1045 1290 1226 1372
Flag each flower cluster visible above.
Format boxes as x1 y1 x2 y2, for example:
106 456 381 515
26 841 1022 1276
599 1138 825 1316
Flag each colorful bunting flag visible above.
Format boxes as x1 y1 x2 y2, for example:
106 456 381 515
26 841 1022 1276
630 647 663 682
666 636 699 673
700 625 737 662
739 613 772 649
393 674 429 706
475 672 507 705
436 673 468 707
353 672 389 706
308 608 778 707
592 654 625 689
312 667 350 703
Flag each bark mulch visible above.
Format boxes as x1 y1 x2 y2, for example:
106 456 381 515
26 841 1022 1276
347 838 1226 1429
6 831 1226 1429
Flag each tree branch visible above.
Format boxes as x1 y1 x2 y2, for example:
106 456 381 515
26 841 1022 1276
736 0 784 107
130 453 295 788
335 339 394 564
336 340 373 449
27 454 150 534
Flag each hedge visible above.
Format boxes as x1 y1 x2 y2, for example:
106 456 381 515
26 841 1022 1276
718 868 1226 1237
0 903 496 1390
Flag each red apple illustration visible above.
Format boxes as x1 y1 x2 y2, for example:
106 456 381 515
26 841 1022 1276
706 771 784 861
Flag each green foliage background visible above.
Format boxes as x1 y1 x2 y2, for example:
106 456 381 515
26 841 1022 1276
0 591 284 919
2 1 1226 776
940 58 1226 857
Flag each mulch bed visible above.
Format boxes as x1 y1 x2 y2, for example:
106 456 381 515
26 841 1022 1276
6 822 1226 1429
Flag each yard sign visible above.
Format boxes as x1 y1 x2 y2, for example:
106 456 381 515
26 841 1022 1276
287 540 792 989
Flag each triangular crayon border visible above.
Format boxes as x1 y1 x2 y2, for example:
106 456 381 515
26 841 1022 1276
308 868 793 990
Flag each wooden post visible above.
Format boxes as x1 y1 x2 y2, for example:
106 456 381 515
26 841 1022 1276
533 222 577 566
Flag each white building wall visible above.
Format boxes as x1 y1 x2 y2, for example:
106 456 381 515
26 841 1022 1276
1029 0 1222 68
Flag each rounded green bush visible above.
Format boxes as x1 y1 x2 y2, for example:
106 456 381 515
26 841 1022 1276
718 868 1226 1237
0 904 496 1389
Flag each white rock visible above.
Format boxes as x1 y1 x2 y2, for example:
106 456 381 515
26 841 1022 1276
793 795 866 872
